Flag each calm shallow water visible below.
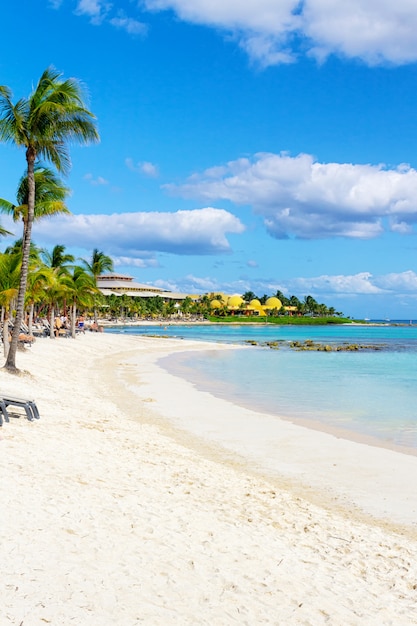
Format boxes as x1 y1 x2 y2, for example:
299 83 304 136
109 322 417 451
108 320 417 347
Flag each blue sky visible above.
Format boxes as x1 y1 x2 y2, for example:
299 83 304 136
2 1 417 318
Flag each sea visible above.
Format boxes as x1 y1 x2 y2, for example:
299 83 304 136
107 321 417 454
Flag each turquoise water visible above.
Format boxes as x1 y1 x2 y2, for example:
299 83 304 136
108 322 417 451
109 320 417 348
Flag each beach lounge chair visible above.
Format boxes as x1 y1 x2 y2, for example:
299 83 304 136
31 323 49 337
2 322 36 347
0 394 40 423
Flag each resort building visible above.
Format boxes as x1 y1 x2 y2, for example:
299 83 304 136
97 273 196 301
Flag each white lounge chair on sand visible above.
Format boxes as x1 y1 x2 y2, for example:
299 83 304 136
0 394 40 423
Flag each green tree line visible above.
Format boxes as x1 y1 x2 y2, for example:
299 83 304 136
241 291 343 317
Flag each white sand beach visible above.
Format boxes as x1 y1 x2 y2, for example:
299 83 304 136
1 332 417 625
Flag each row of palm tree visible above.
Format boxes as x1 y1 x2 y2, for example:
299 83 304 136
0 66 99 372
0 242 114 356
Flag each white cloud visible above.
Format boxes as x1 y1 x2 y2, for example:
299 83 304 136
154 274 221 293
143 0 417 67
31 207 245 255
140 161 159 177
109 12 147 35
73 0 146 33
144 0 299 66
303 0 417 66
126 158 159 177
113 255 160 268
289 272 386 295
144 0 295 32
59 1 417 66
75 0 111 23
84 173 109 186
169 152 417 240
373 270 417 292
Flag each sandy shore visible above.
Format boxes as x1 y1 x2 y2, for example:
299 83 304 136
1 332 417 625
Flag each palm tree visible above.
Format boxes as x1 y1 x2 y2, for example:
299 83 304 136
42 267 70 339
41 243 74 272
275 290 289 307
304 295 319 316
242 291 256 302
82 248 114 281
289 295 302 314
0 166 72 344
25 265 52 336
180 296 194 316
61 266 98 338
4 238 42 262
0 165 70 228
0 67 99 372
0 252 21 357
82 248 113 323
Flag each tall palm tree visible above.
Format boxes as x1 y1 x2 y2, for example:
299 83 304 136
82 248 114 323
0 67 99 372
82 248 114 280
41 243 74 272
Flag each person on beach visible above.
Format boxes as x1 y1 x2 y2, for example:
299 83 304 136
60 315 69 329
54 317 63 337
77 315 85 332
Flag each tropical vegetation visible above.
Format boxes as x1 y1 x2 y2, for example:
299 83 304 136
0 66 99 371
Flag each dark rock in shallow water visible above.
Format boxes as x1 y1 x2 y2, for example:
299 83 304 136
288 340 386 352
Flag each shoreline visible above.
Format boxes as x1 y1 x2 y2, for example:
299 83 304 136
1 332 417 624
160 347 417 460
119 338 417 532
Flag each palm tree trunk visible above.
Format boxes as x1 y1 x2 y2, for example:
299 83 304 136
50 306 55 339
5 152 35 372
28 302 34 336
71 302 77 339
2 316 9 358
